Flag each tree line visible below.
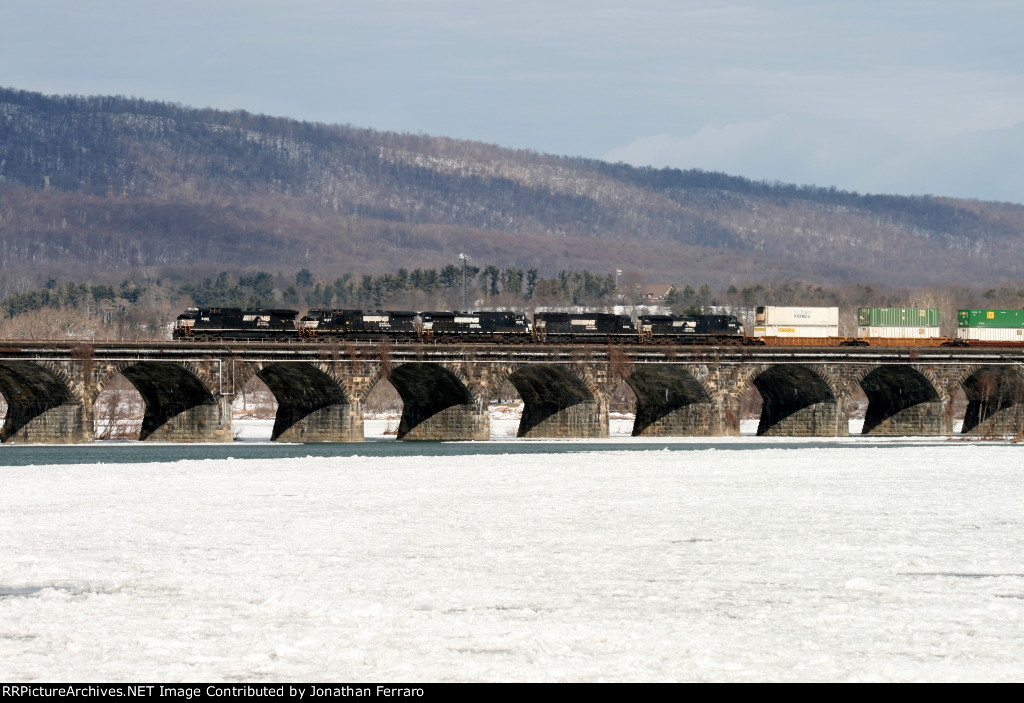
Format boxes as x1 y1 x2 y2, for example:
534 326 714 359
5 262 1023 340
1 279 145 319
177 266 619 309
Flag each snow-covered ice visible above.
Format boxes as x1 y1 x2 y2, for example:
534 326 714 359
1 426 1023 682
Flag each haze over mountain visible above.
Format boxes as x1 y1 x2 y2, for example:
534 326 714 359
2 87 1023 290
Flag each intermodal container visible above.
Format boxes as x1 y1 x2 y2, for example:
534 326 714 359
857 326 942 338
753 306 838 337
857 307 941 338
753 325 837 338
956 309 1024 341
954 309 1024 341
957 309 1024 328
857 307 940 327
957 327 1024 342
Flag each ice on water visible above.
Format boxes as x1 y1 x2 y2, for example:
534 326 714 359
1 418 1022 682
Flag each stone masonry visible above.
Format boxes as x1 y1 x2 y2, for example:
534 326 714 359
1 342 1022 442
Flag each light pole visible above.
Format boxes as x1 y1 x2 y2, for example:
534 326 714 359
459 253 469 311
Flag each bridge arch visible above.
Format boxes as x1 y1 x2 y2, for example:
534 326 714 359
958 364 1024 436
856 365 944 435
98 361 229 441
385 363 487 440
504 363 607 438
0 360 89 443
748 364 844 436
626 365 712 436
252 362 360 442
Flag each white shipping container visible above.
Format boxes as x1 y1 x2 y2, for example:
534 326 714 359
755 306 839 327
857 326 942 339
753 325 839 338
956 327 1024 342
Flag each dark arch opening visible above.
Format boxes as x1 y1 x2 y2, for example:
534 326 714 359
119 362 217 441
752 365 836 436
388 363 473 439
0 361 75 442
961 366 1024 435
859 365 940 435
626 365 710 436
257 362 350 441
507 365 593 437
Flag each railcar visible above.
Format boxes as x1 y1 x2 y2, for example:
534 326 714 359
173 307 299 341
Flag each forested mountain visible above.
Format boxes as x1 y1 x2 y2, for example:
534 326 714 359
2 86 1023 291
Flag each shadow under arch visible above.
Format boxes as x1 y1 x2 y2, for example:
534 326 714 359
626 365 711 436
119 361 221 441
507 364 605 438
859 365 941 435
387 363 482 440
257 362 355 442
0 361 81 443
752 365 840 436
961 365 1024 436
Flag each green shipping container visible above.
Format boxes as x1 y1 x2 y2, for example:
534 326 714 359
857 307 941 327
957 309 1024 328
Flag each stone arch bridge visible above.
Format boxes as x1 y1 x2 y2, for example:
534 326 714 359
1 341 1023 443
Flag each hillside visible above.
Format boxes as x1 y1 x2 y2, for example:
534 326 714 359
2 86 1024 291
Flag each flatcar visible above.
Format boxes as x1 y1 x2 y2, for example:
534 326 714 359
173 307 299 341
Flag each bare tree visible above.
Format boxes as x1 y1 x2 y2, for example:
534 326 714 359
94 373 143 439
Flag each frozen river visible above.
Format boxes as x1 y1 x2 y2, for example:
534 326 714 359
1 420 1022 681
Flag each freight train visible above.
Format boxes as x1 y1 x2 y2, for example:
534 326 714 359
171 306 1024 347
172 307 746 344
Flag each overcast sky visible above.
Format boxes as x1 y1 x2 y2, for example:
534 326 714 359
3 1 1022 203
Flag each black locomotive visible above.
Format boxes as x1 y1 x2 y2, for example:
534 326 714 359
420 311 532 340
637 313 744 343
533 312 637 341
173 307 299 341
299 309 418 338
